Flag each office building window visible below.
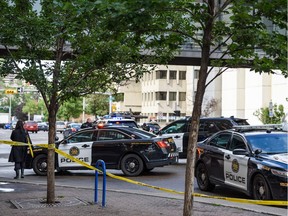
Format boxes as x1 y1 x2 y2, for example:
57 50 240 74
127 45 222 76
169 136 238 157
156 92 167 100
169 92 176 101
169 70 177 79
194 69 199 79
156 70 167 79
179 92 186 101
179 71 186 80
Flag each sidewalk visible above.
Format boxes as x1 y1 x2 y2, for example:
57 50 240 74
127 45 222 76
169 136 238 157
0 178 286 216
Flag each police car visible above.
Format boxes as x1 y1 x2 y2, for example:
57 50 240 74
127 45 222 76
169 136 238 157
195 125 288 200
158 116 249 158
25 126 178 177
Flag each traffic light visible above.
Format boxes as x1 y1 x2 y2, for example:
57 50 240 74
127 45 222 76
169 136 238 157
17 87 23 93
174 110 180 117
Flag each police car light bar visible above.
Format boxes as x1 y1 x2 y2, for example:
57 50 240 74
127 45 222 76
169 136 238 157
233 124 283 130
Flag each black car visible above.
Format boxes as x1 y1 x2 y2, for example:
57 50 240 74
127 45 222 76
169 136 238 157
158 116 249 158
37 122 48 132
25 126 178 176
195 125 288 200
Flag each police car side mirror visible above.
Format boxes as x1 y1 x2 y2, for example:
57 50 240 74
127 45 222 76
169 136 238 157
232 149 248 155
55 136 59 141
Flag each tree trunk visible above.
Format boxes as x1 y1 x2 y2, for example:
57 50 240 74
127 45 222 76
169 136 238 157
183 1 215 215
46 104 57 204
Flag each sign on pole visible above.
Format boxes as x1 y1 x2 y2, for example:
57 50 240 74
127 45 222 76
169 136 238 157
4 89 16 94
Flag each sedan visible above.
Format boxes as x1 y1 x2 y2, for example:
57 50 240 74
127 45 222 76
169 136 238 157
24 121 38 133
25 126 179 176
37 122 48 131
195 125 288 200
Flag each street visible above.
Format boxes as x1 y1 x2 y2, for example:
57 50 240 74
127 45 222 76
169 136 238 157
0 128 250 199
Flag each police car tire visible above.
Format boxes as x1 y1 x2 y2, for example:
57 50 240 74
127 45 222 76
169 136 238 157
252 174 271 200
32 154 48 176
196 163 215 191
121 154 144 176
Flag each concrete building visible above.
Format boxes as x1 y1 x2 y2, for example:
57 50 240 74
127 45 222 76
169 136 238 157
116 65 288 126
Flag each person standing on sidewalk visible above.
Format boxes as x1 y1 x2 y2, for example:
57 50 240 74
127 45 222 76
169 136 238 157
9 120 32 179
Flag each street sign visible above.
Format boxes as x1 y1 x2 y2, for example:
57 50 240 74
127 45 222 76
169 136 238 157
4 89 16 94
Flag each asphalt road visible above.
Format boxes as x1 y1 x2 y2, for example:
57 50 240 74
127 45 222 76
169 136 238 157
0 128 250 199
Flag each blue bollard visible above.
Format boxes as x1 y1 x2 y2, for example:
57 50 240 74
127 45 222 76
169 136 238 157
94 159 106 207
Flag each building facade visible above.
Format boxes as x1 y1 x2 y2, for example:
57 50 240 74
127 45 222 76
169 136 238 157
116 65 288 126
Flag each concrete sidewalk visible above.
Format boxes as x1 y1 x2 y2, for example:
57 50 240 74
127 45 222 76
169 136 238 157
0 178 287 216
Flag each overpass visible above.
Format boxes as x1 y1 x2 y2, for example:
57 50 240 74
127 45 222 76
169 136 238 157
0 44 226 66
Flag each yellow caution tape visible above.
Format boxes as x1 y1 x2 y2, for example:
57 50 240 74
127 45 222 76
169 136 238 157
0 140 287 206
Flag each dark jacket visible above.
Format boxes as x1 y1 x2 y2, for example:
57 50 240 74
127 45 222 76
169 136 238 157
80 122 93 129
8 129 30 163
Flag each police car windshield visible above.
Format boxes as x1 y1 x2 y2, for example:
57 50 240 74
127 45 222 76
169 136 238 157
246 134 288 154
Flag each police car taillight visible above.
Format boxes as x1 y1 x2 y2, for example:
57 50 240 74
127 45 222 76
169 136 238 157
156 140 168 148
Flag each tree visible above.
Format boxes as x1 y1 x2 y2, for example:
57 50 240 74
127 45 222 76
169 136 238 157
0 0 179 204
0 1 287 214
254 104 285 124
100 1 287 215
86 94 110 118
57 98 83 121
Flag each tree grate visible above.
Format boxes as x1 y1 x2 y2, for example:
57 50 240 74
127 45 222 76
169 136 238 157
10 197 88 209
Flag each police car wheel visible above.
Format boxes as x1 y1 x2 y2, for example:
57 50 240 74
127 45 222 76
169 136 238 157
32 154 48 176
196 163 215 191
252 174 271 200
121 154 144 176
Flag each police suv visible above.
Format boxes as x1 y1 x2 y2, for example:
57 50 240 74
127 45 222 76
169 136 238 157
25 126 178 177
158 116 249 158
195 125 288 200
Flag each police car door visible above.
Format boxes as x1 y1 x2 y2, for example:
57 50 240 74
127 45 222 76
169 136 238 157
159 121 188 157
223 134 249 191
58 130 94 168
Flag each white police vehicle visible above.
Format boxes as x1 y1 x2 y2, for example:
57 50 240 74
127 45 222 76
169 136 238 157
158 116 249 158
195 125 287 200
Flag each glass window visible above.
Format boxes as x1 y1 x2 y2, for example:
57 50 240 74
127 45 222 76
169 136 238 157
229 135 247 151
169 92 176 101
179 71 186 80
209 133 231 149
68 130 94 143
179 92 186 101
161 121 187 134
156 70 167 79
169 70 177 79
156 91 167 100
194 69 199 79
98 130 131 140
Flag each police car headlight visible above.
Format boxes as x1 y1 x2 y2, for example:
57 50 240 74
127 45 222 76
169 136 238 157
271 169 288 178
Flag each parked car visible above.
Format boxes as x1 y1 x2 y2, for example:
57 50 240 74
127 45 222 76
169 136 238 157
56 121 66 133
63 123 82 138
195 125 288 200
25 126 178 176
24 121 38 133
142 122 161 134
3 123 12 129
157 116 249 158
37 122 48 131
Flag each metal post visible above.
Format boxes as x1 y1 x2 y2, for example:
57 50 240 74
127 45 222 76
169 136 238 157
94 160 106 207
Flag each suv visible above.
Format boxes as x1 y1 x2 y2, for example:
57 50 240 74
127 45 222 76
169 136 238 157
158 116 249 158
